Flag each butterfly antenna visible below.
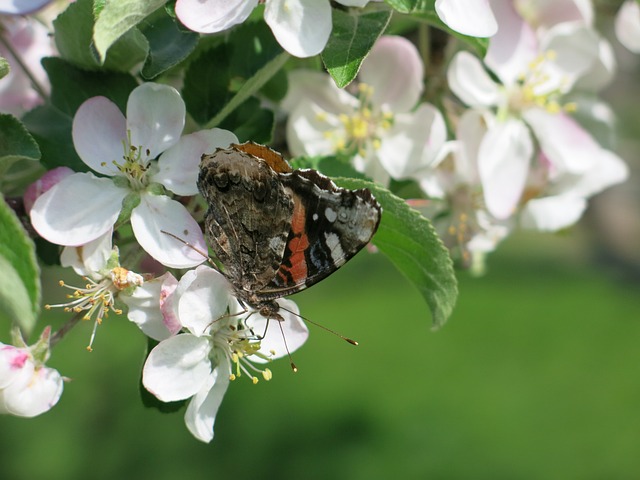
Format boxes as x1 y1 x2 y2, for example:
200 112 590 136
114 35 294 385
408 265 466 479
276 317 298 373
160 230 220 271
279 305 358 346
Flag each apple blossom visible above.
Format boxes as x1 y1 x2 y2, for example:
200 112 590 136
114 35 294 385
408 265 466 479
0 0 52 15
0 327 63 418
615 0 640 54
175 0 373 58
447 1 625 222
435 0 497 37
143 265 308 442
284 35 447 185
30 82 239 268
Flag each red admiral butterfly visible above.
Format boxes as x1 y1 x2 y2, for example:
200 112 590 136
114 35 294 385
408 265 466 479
197 142 382 321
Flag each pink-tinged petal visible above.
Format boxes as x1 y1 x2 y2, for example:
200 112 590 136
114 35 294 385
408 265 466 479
2 366 63 418
175 0 257 33
281 70 358 114
359 36 423 113
30 173 127 246
185 361 231 443
454 109 492 184
23 166 74 215
378 103 446 179
564 150 629 199
143 334 212 402
616 0 640 53
178 266 232 336
160 273 181 335
154 128 238 196
60 229 113 279
523 108 599 175
447 51 501 108
264 0 331 58
287 101 343 157
126 83 185 160
485 0 537 86
478 119 533 220
0 0 51 15
520 195 587 231
436 0 497 37
131 193 207 269
122 272 178 341
517 0 593 28
246 299 308 363
72 97 127 176
0 346 32 389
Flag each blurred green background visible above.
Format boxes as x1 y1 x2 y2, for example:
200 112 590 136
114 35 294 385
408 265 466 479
1 226 639 480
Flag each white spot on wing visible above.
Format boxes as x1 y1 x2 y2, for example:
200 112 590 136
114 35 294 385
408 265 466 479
325 207 337 222
312 213 319 221
324 232 345 264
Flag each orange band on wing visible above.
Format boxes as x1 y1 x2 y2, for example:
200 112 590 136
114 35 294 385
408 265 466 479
277 199 309 285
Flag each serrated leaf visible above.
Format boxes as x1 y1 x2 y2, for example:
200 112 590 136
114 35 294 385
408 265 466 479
102 27 149 72
93 0 164 62
139 9 199 80
384 0 488 56
322 9 392 88
0 197 40 334
334 177 457 328
21 105 85 171
43 57 138 115
0 114 41 169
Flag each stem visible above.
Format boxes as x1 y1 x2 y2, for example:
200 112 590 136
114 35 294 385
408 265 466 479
50 311 85 348
0 29 49 101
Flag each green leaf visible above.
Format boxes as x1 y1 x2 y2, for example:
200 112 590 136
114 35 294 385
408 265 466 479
53 0 147 71
334 177 457 329
93 0 164 63
139 9 199 80
218 97 274 144
0 114 41 169
183 20 289 127
0 196 40 335
0 56 9 79
21 106 85 171
383 0 489 56
322 9 392 88
43 57 138 115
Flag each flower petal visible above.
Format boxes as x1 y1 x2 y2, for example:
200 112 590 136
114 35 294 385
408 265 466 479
281 70 358 114
60 229 113 279
520 195 587 231
123 272 178 341
72 97 127 176
153 128 238 196
615 0 640 53
478 119 533 219
246 299 309 363
184 360 231 443
178 266 232 336
23 166 74 215
435 0 497 37
286 100 343 157
377 103 447 179
0 0 51 15
1 366 63 418
264 0 331 58
130 193 207 269
447 51 501 108
175 0 257 33
359 36 424 113
126 83 186 160
143 334 212 402
30 172 127 246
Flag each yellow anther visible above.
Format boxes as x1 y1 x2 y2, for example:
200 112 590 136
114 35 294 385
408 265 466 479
252 376 259 384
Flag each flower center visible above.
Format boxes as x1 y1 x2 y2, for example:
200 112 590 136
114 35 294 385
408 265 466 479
500 52 577 120
101 132 154 191
319 83 394 158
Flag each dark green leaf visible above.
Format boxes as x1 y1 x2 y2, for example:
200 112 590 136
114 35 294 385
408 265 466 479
93 0 164 63
334 177 457 328
139 9 199 80
43 57 138 115
218 97 274 144
0 197 40 335
0 114 41 168
322 9 392 88
102 28 149 72
21 106 85 171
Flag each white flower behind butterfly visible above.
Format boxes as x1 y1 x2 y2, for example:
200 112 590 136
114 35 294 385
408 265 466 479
30 83 239 269
140 266 308 443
